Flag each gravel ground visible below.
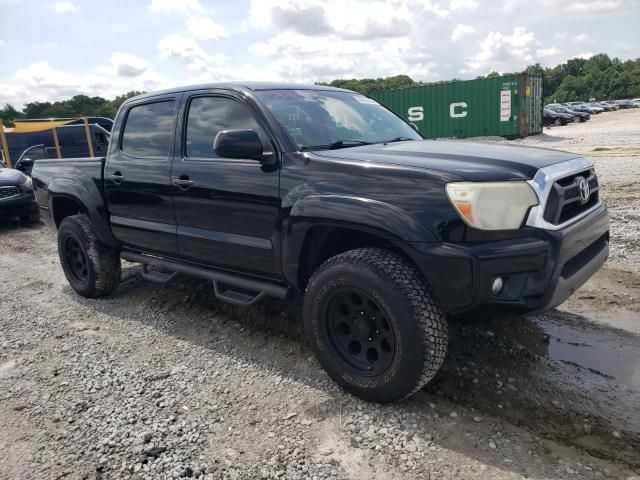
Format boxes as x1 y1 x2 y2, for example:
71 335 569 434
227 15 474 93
1 109 639 480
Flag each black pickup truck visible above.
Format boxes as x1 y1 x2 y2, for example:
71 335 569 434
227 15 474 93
32 83 609 402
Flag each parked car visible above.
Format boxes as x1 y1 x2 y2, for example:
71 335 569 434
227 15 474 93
32 83 609 403
586 103 606 114
0 162 40 223
601 101 620 111
564 102 602 114
595 102 616 112
543 107 576 126
547 105 590 122
615 99 636 109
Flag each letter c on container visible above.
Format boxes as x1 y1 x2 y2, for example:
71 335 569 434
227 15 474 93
450 102 468 118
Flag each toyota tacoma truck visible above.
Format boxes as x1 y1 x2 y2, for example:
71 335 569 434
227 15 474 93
32 83 609 402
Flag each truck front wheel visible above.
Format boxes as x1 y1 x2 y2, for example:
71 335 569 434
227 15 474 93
304 248 448 403
57 214 121 298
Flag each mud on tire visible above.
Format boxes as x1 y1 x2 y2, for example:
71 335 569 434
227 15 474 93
57 214 121 298
303 248 448 403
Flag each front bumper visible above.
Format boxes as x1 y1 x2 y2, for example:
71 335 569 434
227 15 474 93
406 203 610 316
0 191 39 218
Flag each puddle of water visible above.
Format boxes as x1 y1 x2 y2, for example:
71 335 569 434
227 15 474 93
590 309 640 335
535 310 640 389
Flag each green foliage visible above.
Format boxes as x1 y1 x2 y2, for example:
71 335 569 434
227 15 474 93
2 91 144 126
540 54 640 102
316 75 422 94
320 53 640 104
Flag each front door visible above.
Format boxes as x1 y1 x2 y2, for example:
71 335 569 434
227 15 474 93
172 93 281 277
104 96 180 255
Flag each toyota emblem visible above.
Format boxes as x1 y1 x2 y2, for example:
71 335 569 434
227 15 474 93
578 177 590 202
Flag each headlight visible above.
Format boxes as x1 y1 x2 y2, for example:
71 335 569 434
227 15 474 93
21 175 33 190
445 181 538 230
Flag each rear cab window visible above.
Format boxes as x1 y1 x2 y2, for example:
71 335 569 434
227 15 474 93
121 100 176 158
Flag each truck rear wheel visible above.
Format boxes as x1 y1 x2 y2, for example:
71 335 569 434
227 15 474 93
303 248 448 403
57 214 121 298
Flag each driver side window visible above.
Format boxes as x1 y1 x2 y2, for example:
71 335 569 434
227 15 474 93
185 96 270 160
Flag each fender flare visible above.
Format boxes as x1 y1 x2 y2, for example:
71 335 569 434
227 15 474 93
48 179 118 248
282 195 437 286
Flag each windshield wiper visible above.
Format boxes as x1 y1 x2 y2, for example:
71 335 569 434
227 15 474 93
301 140 372 151
382 136 416 144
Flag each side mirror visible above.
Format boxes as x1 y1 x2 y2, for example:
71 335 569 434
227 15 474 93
214 129 263 160
15 158 34 171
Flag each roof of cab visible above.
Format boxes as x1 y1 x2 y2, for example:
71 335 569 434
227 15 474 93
125 82 353 103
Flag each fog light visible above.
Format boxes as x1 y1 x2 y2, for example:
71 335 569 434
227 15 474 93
492 277 504 295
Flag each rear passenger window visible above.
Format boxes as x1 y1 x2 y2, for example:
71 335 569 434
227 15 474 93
185 96 268 159
122 101 175 158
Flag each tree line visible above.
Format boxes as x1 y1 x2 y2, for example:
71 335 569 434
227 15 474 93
2 53 639 127
322 53 640 103
1 91 142 127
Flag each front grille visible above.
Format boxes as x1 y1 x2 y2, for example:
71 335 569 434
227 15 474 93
0 186 20 200
543 169 599 225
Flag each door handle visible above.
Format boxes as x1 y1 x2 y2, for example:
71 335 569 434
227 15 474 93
173 176 195 189
109 171 124 184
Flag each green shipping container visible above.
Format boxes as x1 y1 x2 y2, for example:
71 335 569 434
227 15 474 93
370 73 543 139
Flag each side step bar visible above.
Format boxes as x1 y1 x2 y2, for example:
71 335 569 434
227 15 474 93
120 251 290 306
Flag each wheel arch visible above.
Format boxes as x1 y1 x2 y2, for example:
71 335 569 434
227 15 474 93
49 192 118 248
283 195 437 291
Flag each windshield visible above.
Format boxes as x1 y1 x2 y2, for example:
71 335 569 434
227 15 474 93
255 89 422 151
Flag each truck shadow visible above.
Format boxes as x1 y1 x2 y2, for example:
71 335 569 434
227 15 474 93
64 266 640 473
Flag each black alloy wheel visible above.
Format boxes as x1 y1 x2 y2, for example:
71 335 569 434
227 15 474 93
62 235 90 283
324 287 395 377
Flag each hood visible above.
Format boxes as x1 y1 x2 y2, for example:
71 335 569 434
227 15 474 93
0 167 27 186
313 140 580 181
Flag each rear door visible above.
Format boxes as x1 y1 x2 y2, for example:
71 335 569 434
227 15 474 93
104 95 180 255
171 92 281 277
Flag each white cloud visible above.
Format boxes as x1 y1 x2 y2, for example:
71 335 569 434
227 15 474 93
554 32 568 41
186 16 229 40
536 46 562 58
450 24 475 41
462 26 537 74
564 0 630 14
158 34 228 71
575 52 595 59
51 1 79 14
502 0 635 13
0 39 6 48
36 42 59 49
109 52 150 77
249 0 412 39
574 33 592 45
6 60 171 106
449 0 478 11
148 0 204 15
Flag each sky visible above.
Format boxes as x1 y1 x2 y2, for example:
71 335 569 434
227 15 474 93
0 0 638 107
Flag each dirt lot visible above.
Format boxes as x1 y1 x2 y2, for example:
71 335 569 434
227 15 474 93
1 109 639 480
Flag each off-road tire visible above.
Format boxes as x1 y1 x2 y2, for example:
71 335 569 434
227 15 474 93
304 248 448 403
57 214 121 298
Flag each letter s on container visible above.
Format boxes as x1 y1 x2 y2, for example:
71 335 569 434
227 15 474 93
407 106 424 122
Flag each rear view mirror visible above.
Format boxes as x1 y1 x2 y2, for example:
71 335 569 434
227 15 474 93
214 129 263 160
